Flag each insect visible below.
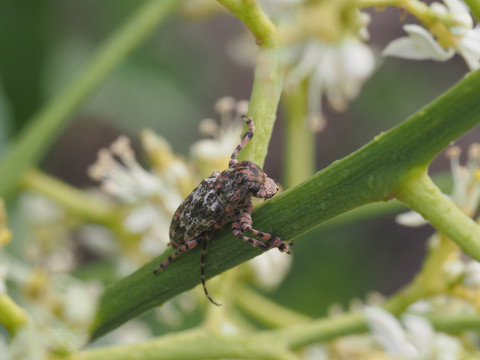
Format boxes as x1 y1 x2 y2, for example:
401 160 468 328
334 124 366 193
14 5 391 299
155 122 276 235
154 116 292 305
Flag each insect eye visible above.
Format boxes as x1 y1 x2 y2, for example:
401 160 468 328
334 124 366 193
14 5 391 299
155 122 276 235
250 182 261 193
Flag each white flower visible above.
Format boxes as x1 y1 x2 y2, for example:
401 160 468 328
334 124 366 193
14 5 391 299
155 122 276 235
190 96 248 177
247 249 292 289
62 282 101 326
463 260 480 286
286 37 375 131
124 203 171 255
395 209 429 227
383 24 455 61
364 307 419 357
447 144 480 215
303 344 329 360
383 0 480 70
364 306 461 359
88 135 186 257
88 136 183 210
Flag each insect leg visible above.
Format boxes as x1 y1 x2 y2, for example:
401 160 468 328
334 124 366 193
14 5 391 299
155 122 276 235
153 237 203 274
234 208 292 254
229 116 255 168
200 235 221 306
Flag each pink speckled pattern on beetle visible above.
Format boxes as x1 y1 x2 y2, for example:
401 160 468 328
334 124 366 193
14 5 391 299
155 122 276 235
154 116 292 305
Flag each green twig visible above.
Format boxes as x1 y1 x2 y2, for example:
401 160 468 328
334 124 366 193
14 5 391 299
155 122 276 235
235 285 311 328
282 84 315 188
21 169 119 225
216 0 284 167
395 173 480 262
0 0 180 198
242 46 285 167
215 0 278 46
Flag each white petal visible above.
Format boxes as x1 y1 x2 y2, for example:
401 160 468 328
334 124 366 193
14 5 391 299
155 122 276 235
303 345 329 360
402 314 435 358
457 30 480 70
364 307 419 357
247 250 292 289
434 333 461 360
464 261 480 286
430 2 448 15
383 25 455 61
449 1 473 31
395 210 429 227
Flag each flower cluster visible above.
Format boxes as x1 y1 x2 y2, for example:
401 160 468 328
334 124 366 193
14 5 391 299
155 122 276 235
383 0 480 70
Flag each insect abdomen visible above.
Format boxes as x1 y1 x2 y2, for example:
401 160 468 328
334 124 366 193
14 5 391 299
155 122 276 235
169 172 225 247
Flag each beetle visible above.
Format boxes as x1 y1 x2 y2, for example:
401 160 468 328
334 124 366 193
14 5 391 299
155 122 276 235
154 116 292 305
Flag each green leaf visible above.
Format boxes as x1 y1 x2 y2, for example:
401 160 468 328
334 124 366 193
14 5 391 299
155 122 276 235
90 69 480 341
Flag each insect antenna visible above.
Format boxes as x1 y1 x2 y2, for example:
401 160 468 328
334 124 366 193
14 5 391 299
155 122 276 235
229 116 255 168
201 237 221 306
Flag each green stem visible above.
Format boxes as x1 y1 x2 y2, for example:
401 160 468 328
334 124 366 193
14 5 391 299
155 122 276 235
0 0 180 198
282 84 315 188
215 0 278 46
235 285 311 328
90 69 480 340
395 173 480 262
427 313 480 333
21 169 119 225
242 46 285 167
216 0 284 167
79 328 294 360
73 309 480 360
0 294 29 336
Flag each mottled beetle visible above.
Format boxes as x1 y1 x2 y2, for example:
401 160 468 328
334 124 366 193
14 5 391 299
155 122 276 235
154 116 292 305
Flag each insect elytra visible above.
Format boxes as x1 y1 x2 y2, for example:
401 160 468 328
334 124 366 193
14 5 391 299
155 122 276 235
154 116 292 305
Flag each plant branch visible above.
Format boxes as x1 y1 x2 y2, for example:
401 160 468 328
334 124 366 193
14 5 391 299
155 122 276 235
395 173 480 262
0 0 180 198
21 169 119 225
216 0 284 167
282 84 315 188
90 69 480 340
235 285 311 328
215 0 278 46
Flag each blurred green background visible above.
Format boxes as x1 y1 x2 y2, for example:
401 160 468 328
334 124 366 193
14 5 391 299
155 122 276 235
0 0 477 323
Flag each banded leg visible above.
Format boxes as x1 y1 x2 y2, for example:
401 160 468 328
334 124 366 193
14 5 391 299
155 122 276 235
229 116 255 168
153 236 203 274
231 211 292 254
200 236 221 306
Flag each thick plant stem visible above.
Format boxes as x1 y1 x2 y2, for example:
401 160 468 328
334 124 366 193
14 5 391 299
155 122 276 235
216 0 284 167
282 85 315 188
395 172 480 262
0 0 180 198
91 69 480 340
